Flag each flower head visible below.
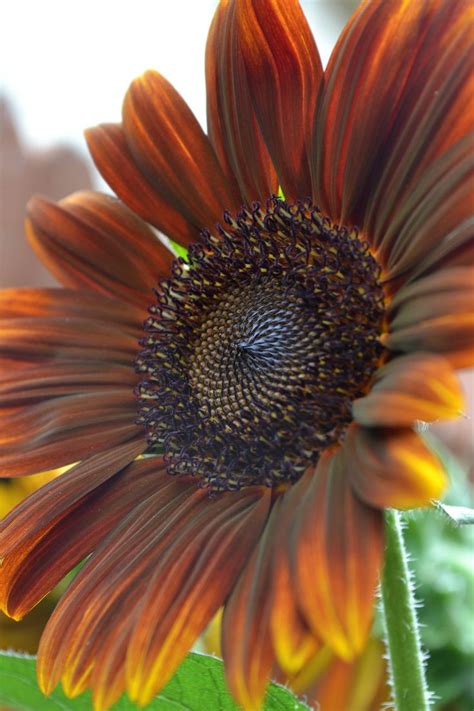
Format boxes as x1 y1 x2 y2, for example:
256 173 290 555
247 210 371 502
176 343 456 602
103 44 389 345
0 0 472 709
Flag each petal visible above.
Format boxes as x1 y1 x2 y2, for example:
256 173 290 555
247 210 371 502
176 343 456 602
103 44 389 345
37 477 198 698
0 363 137 406
0 287 143 330
313 0 473 231
376 136 473 282
294 452 384 660
233 0 322 199
122 71 242 230
384 267 474 368
126 487 270 707
270 486 320 675
26 191 173 309
0 388 143 476
345 423 447 509
222 497 280 711
0 316 138 366
0 454 162 620
206 0 277 203
353 353 464 427
310 638 388 711
85 123 198 247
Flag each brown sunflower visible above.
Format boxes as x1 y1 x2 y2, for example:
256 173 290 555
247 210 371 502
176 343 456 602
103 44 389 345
1 0 473 709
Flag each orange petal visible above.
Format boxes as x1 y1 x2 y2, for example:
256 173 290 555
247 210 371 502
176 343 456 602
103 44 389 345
126 487 270 707
123 70 242 231
310 638 388 711
37 478 201 697
0 440 145 618
85 123 198 247
206 0 277 203
384 267 474 368
221 497 279 711
353 353 464 427
270 485 320 675
294 452 384 660
26 192 173 309
313 0 473 232
345 423 448 509
0 455 161 621
234 0 322 199
0 287 144 328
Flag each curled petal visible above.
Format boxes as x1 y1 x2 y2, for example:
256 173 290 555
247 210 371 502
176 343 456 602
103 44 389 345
206 0 277 203
294 453 384 660
353 353 464 426
345 424 447 509
234 0 322 198
26 192 172 309
85 123 197 247
123 70 242 230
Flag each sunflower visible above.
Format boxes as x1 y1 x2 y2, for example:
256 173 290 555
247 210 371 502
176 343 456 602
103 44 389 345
0 0 472 709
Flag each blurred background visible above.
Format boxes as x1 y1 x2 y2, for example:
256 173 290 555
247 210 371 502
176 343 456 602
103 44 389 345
1 1 472 709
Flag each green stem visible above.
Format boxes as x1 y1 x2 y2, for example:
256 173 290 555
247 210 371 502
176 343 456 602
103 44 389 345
381 509 430 711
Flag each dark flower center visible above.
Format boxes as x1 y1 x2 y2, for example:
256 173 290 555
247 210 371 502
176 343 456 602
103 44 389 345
135 198 385 491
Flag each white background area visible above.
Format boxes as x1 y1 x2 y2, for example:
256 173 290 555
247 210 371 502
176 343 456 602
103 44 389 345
1 0 355 156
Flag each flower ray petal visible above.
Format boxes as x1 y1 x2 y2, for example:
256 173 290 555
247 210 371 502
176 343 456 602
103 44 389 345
26 192 172 309
353 352 464 427
123 70 242 230
294 453 384 660
221 498 281 711
206 0 277 203
126 487 271 707
234 0 322 199
345 424 447 509
85 123 198 247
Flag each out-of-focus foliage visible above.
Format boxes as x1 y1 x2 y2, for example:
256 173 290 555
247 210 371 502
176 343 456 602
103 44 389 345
404 437 474 711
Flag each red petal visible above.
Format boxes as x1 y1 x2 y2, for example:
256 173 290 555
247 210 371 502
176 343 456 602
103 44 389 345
123 71 242 230
27 192 173 309
0 455 163 620
0 388 143 476
0 440 145 618
206 0 277 203
313 0 473 234
384 267 474 368
85 123 198 247
345 423 447 509
376 136 473 284
294 453 384 660
126 487 270 707
233 0 322 199
37 477 198 697
0 287 143 330
353 353 464 426
222 497 279 711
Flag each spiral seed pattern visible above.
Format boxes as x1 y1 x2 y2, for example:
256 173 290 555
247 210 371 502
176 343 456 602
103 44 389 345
135 198 385 490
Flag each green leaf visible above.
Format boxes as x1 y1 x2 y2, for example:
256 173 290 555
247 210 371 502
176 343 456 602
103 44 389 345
0 651 310 711
435 502 474 525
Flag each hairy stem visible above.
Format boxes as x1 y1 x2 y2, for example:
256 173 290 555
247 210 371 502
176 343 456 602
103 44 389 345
381 508 430 711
